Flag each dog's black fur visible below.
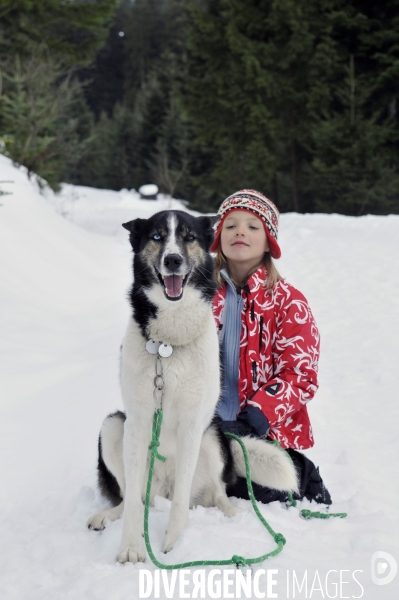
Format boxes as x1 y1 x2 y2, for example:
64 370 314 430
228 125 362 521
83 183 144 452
97 411 125 506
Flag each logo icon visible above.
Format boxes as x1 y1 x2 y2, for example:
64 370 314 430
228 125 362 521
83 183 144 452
371 551 397 586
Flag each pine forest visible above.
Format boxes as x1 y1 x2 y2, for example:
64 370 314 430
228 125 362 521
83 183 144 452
1 0 399 215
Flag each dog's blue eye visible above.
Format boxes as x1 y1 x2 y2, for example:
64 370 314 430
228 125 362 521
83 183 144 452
185 234 195 242
152 234 161 241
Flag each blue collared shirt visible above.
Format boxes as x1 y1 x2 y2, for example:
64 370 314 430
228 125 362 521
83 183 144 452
217 269 243 421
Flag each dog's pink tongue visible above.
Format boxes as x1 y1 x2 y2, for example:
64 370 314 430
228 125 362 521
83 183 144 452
164 275 183 297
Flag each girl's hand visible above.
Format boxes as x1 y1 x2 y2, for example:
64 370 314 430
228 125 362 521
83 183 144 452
219 419 251 437
237 406 270 438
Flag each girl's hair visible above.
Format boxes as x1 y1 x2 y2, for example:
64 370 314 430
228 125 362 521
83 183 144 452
213 244 283 291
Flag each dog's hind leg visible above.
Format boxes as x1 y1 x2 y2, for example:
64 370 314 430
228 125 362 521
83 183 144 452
99 411 126 498
87 501 124 531
208 466 241 517
87 412 126 531
196 429 241 517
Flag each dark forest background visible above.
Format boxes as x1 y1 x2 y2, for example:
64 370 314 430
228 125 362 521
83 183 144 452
1 0 399 214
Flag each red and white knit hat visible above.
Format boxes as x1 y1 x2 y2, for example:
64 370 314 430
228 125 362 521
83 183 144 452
210 189 281 259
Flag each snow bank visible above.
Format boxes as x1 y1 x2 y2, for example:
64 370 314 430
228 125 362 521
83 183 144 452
56 183 194 238
0 155 398 599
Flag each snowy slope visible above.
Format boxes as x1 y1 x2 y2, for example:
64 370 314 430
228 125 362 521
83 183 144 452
0 154 398 599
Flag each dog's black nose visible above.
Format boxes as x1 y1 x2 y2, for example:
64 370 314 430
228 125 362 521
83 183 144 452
163 253 183 272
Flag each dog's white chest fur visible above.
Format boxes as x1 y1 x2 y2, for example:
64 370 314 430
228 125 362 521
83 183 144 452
121 287 220 441
145 286 212 347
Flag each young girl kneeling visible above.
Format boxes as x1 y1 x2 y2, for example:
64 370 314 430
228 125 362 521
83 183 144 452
211 189 331 505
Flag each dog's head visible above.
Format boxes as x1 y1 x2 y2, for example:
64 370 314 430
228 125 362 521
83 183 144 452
123 210 218 302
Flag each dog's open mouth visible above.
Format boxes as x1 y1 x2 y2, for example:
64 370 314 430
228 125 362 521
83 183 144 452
163 274 184 299
156 271 190 301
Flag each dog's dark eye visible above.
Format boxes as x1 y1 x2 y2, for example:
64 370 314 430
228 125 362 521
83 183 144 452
185 234 196 242
152 233 161 241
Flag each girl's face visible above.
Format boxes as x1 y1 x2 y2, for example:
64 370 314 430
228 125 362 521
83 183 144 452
220 210 269 266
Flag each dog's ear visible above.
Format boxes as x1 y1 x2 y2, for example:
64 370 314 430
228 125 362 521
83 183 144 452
122 218 147 253
208 215 221 229
196 215 220 251
122 218 145 233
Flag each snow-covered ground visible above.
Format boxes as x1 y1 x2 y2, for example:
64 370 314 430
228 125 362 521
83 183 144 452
1 154 398 599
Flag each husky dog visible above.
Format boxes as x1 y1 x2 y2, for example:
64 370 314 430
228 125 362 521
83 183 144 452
87 210 298 563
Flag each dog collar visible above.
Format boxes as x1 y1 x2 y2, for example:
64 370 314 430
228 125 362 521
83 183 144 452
146 339 173 357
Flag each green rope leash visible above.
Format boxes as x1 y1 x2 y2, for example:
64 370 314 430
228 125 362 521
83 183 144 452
270 439 348 520
286 492 346 518
143 410 347 569
143 410 286 569
147 408 167 464
300 509 347 519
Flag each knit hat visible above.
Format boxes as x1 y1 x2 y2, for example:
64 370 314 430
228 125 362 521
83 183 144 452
210 189 281 258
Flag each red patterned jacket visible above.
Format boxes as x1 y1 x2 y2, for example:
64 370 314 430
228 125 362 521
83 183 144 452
213 267 320 449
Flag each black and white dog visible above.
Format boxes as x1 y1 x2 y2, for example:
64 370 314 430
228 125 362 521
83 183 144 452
87 210 298 563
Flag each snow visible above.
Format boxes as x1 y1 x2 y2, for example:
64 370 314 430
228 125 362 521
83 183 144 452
139 184 159 197
0 154 398 599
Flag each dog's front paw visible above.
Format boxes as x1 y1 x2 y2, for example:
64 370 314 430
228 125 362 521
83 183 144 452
161 535 175 554
162 507 188 554
162 525 183 554
116 538 146 564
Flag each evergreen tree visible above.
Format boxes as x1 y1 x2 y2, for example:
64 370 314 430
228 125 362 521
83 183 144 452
72 102 139 190
79 0 129 118
0 0 122 66
0 0 122 188
182 0 277 207
0 47 93 189
123 0 168 106
308 0 399 214
149 89 191 198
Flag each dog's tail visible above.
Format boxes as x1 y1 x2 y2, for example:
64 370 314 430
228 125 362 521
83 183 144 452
230 436 299 493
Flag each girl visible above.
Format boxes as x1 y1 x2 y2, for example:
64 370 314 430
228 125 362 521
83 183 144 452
211 189 332 505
